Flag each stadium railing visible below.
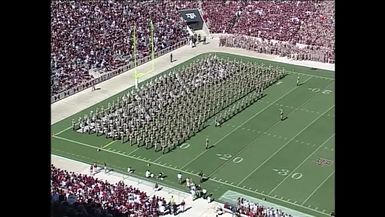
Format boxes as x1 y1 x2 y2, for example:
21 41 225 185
51 39 189 104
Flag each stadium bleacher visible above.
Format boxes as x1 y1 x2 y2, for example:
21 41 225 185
51 0 198 95
51 0 334 98
51 164 180 216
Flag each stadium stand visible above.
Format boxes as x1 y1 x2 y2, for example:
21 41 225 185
51 0 199 96
51 0 334 100
203 0 334 48
204 1 334 64
51 164 180 216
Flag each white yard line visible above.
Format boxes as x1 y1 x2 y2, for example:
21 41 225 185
127 147 140 155
302 171 335 205
286 70 334 80
180 77 312 170
268 134 335 195
153 154 165 162
102 140 117 149
54 126 73 136
237 105 334 186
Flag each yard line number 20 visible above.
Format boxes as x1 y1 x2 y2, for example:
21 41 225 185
308 88 333 95
216 153 243 164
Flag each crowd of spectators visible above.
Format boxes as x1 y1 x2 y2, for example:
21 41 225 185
297 1 335 49
203 0 334 50
230 1 315 43
223 197 293 217
51 164 178 217
202 0 245 33
51 0 198 95
51 0 334 96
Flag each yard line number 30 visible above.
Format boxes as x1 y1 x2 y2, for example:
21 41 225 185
273 168 303 180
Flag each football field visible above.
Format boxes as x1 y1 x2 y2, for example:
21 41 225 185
51 52 334 217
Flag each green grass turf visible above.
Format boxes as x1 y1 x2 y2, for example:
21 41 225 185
51 52 334 217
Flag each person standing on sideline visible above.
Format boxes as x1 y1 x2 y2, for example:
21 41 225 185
170 53 173 63
72 119 75 130
177 172 182 184
199 171 204 183
205 137 209 149
180 199 186 212
92 80 96 91
297 76 300 86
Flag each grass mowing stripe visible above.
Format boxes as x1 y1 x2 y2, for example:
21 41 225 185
268 134 335 195
237 105 334 186
302 171 335 205
207 85 322 177
180 76 312 170
54 126 73 136
52 134 328 216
